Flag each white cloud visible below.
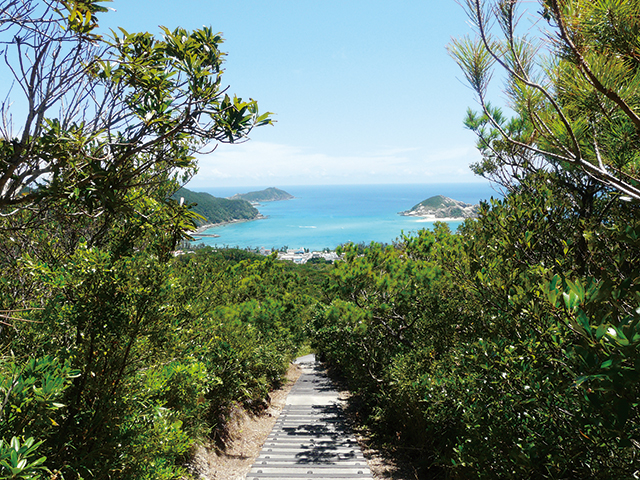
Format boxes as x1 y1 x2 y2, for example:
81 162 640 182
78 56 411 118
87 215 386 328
187 141 481 188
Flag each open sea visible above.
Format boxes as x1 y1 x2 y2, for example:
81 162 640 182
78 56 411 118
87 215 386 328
193 183 499 252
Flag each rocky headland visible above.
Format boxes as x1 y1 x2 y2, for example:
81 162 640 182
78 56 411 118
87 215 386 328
399 195 478 220
179 187 293 236
172 187 260 227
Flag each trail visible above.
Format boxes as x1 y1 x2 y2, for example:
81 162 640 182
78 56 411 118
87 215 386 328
246 354 374 479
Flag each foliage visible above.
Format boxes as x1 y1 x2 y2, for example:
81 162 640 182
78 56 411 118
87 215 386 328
0 0 271 220
2 239 312 478
447 0 640 200
6 1 640 479
313 172 640 478
0 2 303 479
0 436 48 480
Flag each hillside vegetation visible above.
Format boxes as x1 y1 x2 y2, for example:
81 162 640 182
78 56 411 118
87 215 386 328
172 187 259 226
314 176 640 478
312 1 640 478
0 3 282 479
229 187 294 203
3 1 640 479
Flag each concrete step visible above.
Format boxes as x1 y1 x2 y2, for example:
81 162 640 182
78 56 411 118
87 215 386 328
246 354 373 480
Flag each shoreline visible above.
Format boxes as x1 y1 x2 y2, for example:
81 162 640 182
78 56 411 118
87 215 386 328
412 215 472 222
194 215 266 235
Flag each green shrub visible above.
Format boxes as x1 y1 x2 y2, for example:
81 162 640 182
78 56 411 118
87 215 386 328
314 176 640 478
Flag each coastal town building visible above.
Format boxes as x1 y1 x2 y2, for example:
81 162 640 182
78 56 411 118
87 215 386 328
276 249 340 264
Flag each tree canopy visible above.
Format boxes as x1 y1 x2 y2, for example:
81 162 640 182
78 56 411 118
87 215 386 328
0 0 271 220
448 0 640 200
311 2 640 478
4 1 640 478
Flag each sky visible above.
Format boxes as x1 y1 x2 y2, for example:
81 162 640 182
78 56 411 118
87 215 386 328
7 1 497 188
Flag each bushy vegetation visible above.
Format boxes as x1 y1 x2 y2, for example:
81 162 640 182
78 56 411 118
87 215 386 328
0 2 313 479
2 225 314 478
312 1 640 477
3 1 640 479
313 173 640 478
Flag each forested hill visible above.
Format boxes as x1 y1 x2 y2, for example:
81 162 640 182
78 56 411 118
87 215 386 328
172 187 260 226
229 187 293 203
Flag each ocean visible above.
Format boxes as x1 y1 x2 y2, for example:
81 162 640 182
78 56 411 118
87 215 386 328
193 183 499 252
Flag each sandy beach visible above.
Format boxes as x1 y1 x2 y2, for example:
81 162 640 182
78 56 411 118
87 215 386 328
414 215 470 222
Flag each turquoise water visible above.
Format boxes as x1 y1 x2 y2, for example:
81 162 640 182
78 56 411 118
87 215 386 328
193 183 498 251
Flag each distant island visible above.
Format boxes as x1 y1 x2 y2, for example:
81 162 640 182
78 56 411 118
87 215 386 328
399 195 479 220
172 187 261 229
228 187 294 204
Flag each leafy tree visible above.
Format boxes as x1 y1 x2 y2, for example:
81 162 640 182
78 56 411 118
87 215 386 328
0 2 278 478
0 0 271 221
311 2 640 478
315 179 640 477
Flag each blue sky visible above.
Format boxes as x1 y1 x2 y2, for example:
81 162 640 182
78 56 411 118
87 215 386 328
100 1 490 187
10 1 494 187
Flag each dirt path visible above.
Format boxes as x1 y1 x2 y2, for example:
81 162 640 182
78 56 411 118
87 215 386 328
184 363 302 479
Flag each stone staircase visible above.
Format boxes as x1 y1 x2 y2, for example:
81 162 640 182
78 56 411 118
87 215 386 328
246 354 373 480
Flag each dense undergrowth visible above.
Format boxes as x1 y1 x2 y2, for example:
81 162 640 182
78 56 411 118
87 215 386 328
311 0 640 475
6 172 639 479
0 206 317 478
0 2 299 478
313 174 640 478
